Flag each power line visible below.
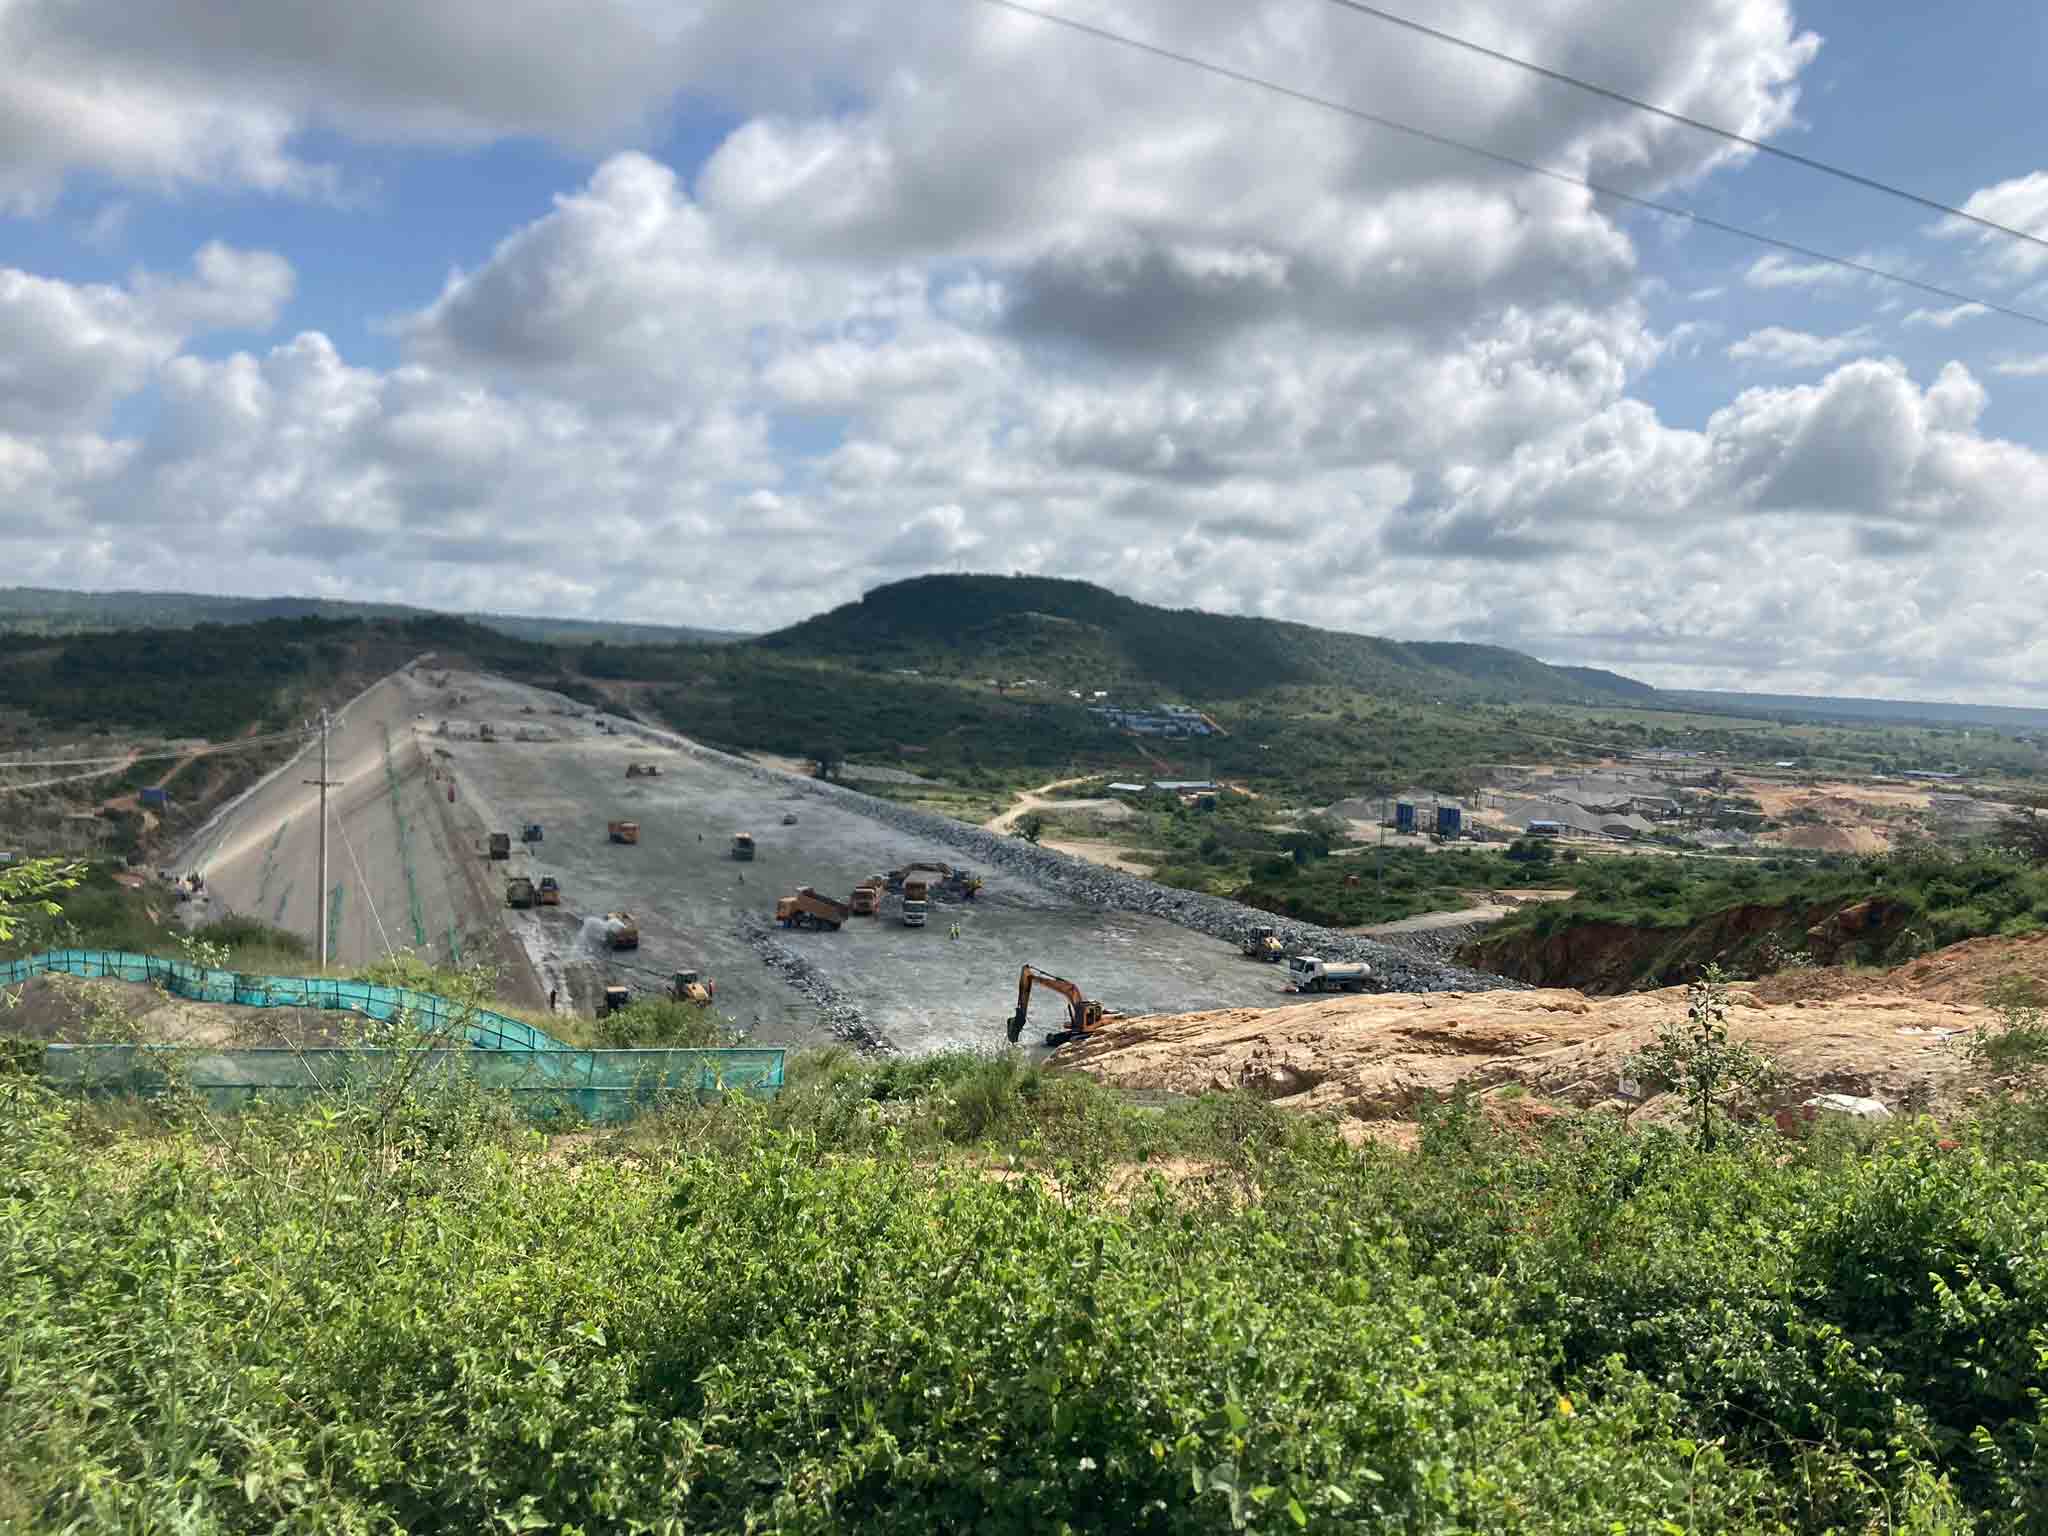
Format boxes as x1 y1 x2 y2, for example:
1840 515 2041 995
974 0 2048 330
1316 0 2048 257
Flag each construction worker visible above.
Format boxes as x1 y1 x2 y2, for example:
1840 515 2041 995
948 921 961 941
548 987 558 1012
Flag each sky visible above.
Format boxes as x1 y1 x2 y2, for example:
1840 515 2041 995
2 0 2046 701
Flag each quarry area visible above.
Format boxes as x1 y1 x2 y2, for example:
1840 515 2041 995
36 663 2006 1132
170 666 1510 1057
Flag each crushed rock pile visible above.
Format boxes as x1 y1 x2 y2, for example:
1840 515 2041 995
734 910 887 1054
603 716 1524 998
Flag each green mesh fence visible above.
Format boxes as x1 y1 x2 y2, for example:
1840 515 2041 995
40 1044 784 1125
1 949 572 1051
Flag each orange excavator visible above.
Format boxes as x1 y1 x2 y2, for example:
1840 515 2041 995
1005 964 1107 1048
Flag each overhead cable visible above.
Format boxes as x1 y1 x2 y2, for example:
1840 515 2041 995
1316 0 2048 256
974 0 2048 330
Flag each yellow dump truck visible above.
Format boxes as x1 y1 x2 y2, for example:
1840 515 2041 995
775 886 849 931
849 880 882 917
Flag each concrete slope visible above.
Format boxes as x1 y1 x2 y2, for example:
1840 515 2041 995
172 669 543 1005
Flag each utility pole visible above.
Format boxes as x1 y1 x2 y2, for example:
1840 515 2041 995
303 710 342 971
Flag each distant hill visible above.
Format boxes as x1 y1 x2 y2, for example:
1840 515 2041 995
1667 689 2048 731
1555 665 1660 700
755 574 1652 704
0 587 748 648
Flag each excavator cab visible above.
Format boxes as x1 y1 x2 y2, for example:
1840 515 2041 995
1006 964 1107 1048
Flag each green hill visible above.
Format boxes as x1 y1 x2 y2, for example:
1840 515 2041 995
756 575 1649 703
0 587 747 648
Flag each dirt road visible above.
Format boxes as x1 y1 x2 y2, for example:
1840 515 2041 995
983 777 1103 834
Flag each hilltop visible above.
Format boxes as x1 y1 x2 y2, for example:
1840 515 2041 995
756 574 1649 703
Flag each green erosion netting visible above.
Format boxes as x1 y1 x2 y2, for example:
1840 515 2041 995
41 1046 785 1124
2 949 570 1049
5 950 784 1123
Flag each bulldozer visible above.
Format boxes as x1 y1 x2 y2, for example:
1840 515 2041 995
1005 964 1107 1049
603 912 639 950
1241 925 1284 962
671 969 716 1005
506 876 537 909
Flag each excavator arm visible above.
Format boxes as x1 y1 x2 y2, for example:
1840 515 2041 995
1006 964 1106 1047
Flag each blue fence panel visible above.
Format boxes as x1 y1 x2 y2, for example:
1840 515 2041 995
2 949 575 1050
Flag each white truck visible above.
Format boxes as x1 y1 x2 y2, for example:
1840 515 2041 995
1286 955 1372 994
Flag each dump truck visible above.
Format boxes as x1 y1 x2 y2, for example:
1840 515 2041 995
671 969 716 1005
1241 926 1284 962
521 823 543 844
901 877 930 928
537 876 561 906
848 880 882 917
775 886 850 930
1004 964 1107 1048
506 876 537 909
488 832 511 860
731 832 755 861
625 763 661 778
1286 955 1372 994
604 911 640 950
889 861 980 901
608 821 640 845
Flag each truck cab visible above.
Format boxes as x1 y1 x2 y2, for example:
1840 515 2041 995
901 877 930 928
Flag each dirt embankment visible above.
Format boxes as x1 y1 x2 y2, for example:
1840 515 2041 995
1068 929 2048 1136
1065 984 1981 1129
1461 899 1916 995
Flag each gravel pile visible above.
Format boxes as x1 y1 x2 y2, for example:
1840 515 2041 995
735 910 888 1053
1365 921 1496 966
609 715 1527 998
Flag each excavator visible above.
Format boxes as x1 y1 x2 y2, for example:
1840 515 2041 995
1005 964 1107 1048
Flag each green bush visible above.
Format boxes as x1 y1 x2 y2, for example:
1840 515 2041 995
2 1065 2042 1532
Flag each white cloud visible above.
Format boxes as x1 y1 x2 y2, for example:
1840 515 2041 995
1993 355 2048 378
0 243 292 432
1934 170 2048 282
1688 286 1726 301
1902 302 1987 329
1744 252 1858 290
1725 326 1876 369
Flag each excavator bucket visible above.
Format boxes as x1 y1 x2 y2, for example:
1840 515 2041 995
1006 1008 1026 1045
